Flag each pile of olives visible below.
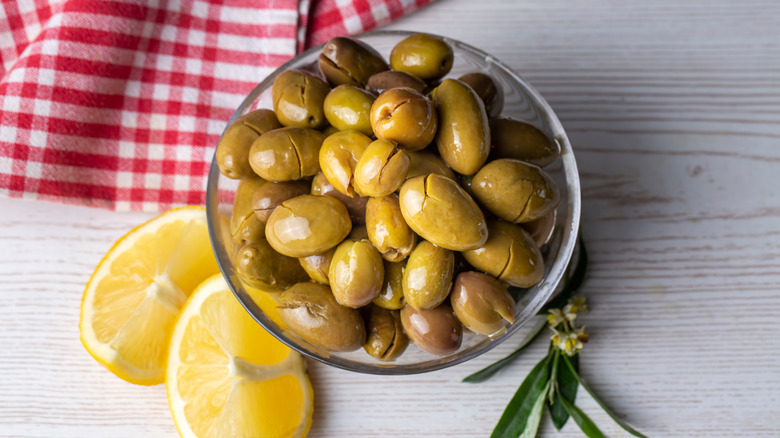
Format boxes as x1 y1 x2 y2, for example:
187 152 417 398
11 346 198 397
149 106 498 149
216 33 561 360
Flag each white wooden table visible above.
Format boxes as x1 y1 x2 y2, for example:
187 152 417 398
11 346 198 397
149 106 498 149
2 0 779 436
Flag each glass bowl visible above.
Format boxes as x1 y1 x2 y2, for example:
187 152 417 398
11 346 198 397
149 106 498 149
206 30 581 374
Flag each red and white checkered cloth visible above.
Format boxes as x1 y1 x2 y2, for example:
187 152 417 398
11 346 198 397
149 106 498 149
0 0 431 211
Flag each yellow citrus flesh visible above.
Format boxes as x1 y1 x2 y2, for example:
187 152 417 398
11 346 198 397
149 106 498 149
166 274 313 438
80 206 220 385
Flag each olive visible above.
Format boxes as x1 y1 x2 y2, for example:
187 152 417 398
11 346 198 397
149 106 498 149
272 69 330 129
265 195 352 258
522 210 556 247
450 271 516 335
230 176 266 244
374 259 406 310
363 305 408 361
217 109 282 179
319 37 389 87
432 79 490 175
370 88 437 152
248 127 324 182
458 73 503 117
329 239 385 308
389 33 453 81
462 220 544 288
353 139 410 197
298 248 335 285
318 130 372 197
402 240 454 310
278 282 366 352
399 174 487 251
471 159 560 223
347 224 369 241
323 85 376 136
310 171 368 224
400 303 462 356
490 118 559 167
406 151 456 181
321 125 340 137
251 180 310 223
235 240 309 291
365 194 416 262
367 70 426 95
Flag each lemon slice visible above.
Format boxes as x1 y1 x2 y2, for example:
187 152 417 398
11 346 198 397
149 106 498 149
80 206 220 385
166 274 313 438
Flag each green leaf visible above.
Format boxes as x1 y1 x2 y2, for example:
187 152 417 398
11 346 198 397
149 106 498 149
520 380 550 438
463 317 548 383
549 354 579 430
541 235 588 312
562 355 649 438
559 396 606 438
490 354 551 438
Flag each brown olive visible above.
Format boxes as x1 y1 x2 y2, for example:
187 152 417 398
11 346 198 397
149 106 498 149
365 194 416 262
353 139 410 197
370 88 437 152
490 118 559 167
367 70 426 95
217 109 282 179
389 33 453 81
458 73 503 117
402 240 454 310
272 69 330 129
319 37 389 87
323 85 376 136
318 130 372 197
471 159 560 223
235 240 309 291
522 210 556 247
265 195 352 258
450 271 516 335
251 180 310 223
310 171 368 224
329 239 385 308
278 282 366 352
363 305 408 361
298 247 336 284
400 303 462 356
432 79 490 175
373 259 406 310
406 151 456 181
248 127 324 182
462 220 544 288
398 174 487 251
230 176 266 244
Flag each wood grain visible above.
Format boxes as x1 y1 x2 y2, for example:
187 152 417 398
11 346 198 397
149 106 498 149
2 0 780 436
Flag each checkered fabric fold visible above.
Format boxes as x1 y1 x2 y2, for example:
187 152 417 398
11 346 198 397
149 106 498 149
0 0 430 211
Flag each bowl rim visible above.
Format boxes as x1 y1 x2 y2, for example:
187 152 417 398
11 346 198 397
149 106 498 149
206 29 581 375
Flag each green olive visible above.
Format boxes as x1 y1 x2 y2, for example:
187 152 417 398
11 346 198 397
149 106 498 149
353 139 410 197
310 171 368 224
278 282 366 352
450 271 516 335
265 195 352 258
374 259 406 309
217 109 282 179
272 69 330 129
365 194 416 262
366 70 426 95
400 303 462 356
432 79 490 175
471 159 560 223
321 125 340 137
462 220 544 288
406 151 456 180
347 224 369 241
298 248 335 285
490 118 559 167
389 33 453 81
363 305 408 361
458 73 503 117
230 176 266 244
318 37 389 87
522 210 556 247
248 127 324 182
402 240 454 310
251 180 310 223
399 174 487 251
329 239 385 308
323 85 375 136
370 88 437 152
318 130 372 197
235 240 309 291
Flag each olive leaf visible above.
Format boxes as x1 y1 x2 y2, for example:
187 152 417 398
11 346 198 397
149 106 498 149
490 354 551 438
521 380 550 438
550 354 579 430
559 396 606 438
